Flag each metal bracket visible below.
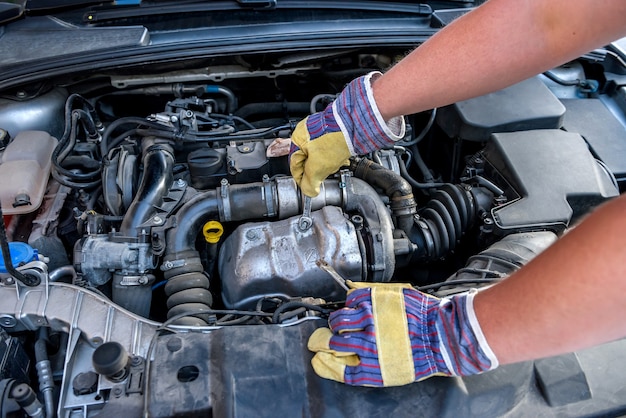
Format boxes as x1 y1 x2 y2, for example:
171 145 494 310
218 178 232 222
136 179 187 232
262 175 277 218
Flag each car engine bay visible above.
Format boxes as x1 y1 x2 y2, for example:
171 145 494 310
0 46 625 417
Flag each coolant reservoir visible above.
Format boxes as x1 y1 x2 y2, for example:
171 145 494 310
0 242 38 273
0 131 57 215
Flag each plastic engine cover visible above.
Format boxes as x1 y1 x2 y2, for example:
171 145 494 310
483 129 619 232
437 76 565 141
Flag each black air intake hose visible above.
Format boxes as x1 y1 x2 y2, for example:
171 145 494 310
411 184 479 260
351 158 416 233
431 231 558 297
162 250 213 326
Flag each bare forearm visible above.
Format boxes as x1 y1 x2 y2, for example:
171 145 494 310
475 194 626 365
373 0 626 120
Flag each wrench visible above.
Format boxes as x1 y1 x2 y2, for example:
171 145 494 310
298 195 313 231
316 259 350 291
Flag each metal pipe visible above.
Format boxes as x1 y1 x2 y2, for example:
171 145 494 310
165 176 395 280
342 176 396 282
49 265 77 283
165 178 343 256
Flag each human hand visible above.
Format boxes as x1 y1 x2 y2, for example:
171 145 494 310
307 281 498 387
289 72 405 197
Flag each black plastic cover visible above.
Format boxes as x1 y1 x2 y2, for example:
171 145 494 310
146 319 626 417
482 129 618 232
534 353 591 407
0 328 30 384
562 98 626 183
437 77 566 141
0 14 148 67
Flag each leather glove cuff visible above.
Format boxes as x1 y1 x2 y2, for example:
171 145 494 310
433 290 499 377
332 71 406 155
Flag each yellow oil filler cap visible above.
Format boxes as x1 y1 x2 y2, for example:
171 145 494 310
202 221 224 244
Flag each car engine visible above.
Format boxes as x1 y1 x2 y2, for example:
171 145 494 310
0 48 624 417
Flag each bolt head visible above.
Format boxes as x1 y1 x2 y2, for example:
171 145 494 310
166 337 183 353
245 230 259 240
0 315 17 328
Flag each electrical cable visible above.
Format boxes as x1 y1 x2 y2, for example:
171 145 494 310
0 202 40 286
271 301 332 324
398 157 445 189
398 108 437 147
208 113 256 130
100 117 176 155
53 111 101 180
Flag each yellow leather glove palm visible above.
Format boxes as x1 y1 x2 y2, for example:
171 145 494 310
289 120 351 197
308 281 498 387
289 72 405 197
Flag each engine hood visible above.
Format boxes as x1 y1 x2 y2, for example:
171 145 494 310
0 0 465 89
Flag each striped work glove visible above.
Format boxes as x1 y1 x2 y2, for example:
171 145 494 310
289 72 405 197
308 281 498 387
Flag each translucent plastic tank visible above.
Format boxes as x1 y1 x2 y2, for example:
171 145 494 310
0 131 58 215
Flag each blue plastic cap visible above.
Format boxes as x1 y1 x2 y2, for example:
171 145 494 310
0 242 37 273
